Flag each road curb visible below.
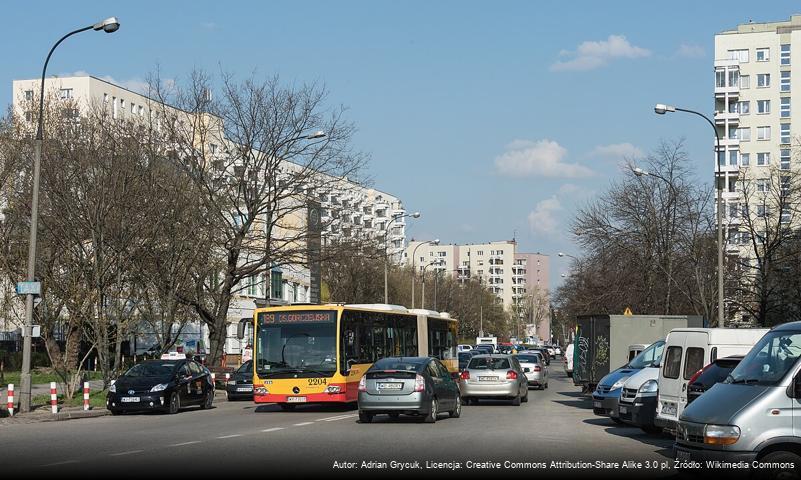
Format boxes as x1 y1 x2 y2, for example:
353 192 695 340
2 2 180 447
0 408 109 425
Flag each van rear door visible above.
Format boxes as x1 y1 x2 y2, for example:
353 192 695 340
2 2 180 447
658 331 708 424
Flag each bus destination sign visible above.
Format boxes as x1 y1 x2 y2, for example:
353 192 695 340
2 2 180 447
259 311 336 325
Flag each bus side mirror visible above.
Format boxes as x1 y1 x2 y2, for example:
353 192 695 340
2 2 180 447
237 318 250 340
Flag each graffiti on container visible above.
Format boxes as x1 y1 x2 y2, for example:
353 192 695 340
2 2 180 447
592 335 609 380
577 334 589 380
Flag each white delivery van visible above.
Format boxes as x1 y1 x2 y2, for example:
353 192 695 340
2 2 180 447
655 328 769 431
564 343 575 377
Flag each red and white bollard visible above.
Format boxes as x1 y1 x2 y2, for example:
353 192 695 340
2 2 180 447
50 382 58 414
211 373 216 386
6 383 14 417
225 373 230 382
83 382 90 411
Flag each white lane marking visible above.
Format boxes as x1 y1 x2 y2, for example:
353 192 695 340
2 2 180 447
262 427 285 432
293 421 314 426
318 413 358 422
169 441 202 447
109 450 144 457
217 434 242 439
40 460 79 467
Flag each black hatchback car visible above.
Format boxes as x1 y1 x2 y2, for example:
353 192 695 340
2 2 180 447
107 357 214 415
225 360 253 400
686 355 744 405
357 357 461 423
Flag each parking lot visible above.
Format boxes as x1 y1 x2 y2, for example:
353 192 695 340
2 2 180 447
0 362 677 477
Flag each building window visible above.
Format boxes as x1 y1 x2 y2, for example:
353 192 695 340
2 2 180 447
757 179 768 192
757 73 770 88
729 49 749 63
728 70 739 87
757 126 770 141
729 150 738 166
138 105 144 116
757 100 770 114
756 48 770 62
757 152 770 166
732 127 750 141
729 202 739 218
112 97 118 118
781 149 791 170
59 88 73 99
740 153 750 166
781 71 791 92
740 75 750 89
781 176 791 196
757 204 768 218
24 90 33 101
781 123 791 144
781 44 791 65
715 70 726 88
781 97 791 118
736 101 750 115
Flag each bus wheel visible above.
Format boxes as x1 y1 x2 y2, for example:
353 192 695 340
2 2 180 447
279 403 296 411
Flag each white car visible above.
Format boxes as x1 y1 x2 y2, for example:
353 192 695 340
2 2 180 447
553 346 562 356
458 344 473 352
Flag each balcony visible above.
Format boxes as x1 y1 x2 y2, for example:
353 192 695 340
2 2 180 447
717 137 740 149
719 163 740 174
714 110 740 125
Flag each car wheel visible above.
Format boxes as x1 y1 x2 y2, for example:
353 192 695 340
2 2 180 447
424 398 438 423
512 394 522 406
200 391 213 410
168 392 180 414
545 382 549 389
641 424 662 434
449 395 461 418
522 390 529 403
279 403 296 411
358 411 373 423
755 451 801 480
109 409 121 416
611 417 625 425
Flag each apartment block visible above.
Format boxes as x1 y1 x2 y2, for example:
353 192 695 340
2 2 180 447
7 74 408 354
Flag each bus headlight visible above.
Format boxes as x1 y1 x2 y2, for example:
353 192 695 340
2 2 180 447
325 386 342 394
704 424 740 446
254 387 269 395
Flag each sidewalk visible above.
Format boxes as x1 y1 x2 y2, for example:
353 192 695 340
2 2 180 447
1 380 105 397
0 405 109 425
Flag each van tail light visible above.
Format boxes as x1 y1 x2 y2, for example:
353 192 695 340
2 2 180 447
414 374 426 392
688 363 712 386
358 376 367 392
533 365 542 372
506 370 518 380
460 371 470 380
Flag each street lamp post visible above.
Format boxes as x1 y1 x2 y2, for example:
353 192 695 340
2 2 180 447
420 259 444 310
410 239 439 308
654 103 725 327
383 211 420 304
18 16 120 414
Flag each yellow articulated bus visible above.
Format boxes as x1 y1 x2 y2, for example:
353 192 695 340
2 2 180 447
246 304 457 410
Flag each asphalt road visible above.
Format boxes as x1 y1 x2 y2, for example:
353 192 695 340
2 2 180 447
0 361 677 479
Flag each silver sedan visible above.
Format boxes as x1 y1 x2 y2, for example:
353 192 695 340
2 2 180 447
458 354 529 405
516 353 548 389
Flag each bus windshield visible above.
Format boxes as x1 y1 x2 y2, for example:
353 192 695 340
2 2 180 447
726 330 801 386
255 310 338 378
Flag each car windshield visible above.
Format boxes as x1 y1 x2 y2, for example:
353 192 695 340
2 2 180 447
371 358 425 372
125 362 177 377
627 340 665 369
255 310 337 378
468 357 510 370
237 361 253 374
726 330 801 386
516 355 540 364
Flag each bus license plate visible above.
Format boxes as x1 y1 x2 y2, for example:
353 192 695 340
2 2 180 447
377 382 402 390
121 397 140 403
286 396 307 403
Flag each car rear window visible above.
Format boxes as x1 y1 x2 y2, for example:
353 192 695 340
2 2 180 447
468 357 510 370
371 358 424 372
684 347 706 380
516 355 540 364
693 361 739 386
663 346 682 379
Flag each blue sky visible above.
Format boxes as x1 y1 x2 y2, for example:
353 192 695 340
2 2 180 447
1 1 796 292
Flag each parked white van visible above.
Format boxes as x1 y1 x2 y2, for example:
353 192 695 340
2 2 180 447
655 328 769 431
564 343 574 377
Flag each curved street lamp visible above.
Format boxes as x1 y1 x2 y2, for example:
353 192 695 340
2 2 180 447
19 17 121 414
411 239 439 308
654 103 724 327
383 211 420 304
421 259 445 310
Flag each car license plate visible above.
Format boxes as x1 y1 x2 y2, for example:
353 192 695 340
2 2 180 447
478 376 497 382
676 449 691 462
662 402 677 416
377 382 402 390
593 401 602 408
236 387 252 392
120 397 140 403
619 405 628 414
286 396 307 403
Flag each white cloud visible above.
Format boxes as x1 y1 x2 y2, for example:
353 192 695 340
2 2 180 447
675 43 705 59
551 35 651 72
557 183 581 195
494 139 594 178
528 197 563 235
592 142 643 160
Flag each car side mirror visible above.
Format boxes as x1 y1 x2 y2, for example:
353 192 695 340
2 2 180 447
237 318 250 340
